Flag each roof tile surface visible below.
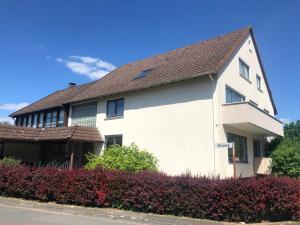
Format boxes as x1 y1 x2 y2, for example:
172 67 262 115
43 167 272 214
10 27 277 116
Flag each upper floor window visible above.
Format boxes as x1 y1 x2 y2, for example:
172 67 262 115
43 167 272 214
227 133 248 163
256 75 262 91
51 111 57 127
58 109 64 127
27 114 32 127
38 112 44 128
45 112 52 128
22 116 27 127
71 102 97 128
32 113 38 128
226 87 245 103
16 116 21 126
239 58 250 80
107 98 124 118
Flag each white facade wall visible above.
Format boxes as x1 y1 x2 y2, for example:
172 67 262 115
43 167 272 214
68 34 280 178
69 77 215 176
213 34 277 177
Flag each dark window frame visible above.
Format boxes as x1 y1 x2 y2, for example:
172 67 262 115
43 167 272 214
106 98 124 118
225 86 245 104
227 132 248 164
239 58 250 80
105 134 123 148
256 74 262 91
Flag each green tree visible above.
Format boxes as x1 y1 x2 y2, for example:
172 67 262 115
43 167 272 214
266 120 300 153
85 143 159 172
270 138 300 178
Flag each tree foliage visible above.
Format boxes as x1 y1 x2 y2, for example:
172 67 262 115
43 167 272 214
271 138 300 178
85 143 159 172
0 157 21 166
266 120 300 153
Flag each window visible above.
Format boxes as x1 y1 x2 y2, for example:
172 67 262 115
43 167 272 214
105 135 123 148
71 102 97 128
45 112 52 128
227 133 248 163
253 139 261 157
239 59 250 80
16 116 21 126
256 75 262 90
22 116 27 127
134 69 152 79
107 98 124 118
58 109 64 127
226 87 245 103
32 113 38 128
27 114 32 127
51 111 57 127
38 112 44 128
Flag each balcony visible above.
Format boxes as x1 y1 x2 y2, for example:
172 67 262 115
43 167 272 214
222 102 284 136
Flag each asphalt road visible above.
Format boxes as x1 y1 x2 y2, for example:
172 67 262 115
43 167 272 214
0 204 152 225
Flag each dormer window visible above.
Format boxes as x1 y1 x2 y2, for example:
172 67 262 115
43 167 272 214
134 69 152 79
239 59 250 80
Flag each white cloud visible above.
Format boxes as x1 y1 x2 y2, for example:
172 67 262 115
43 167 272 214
0 117 14 125
280 118 291 125
56 56 116 80
0 103 29 111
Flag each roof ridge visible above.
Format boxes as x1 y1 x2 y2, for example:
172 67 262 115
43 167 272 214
110 26 251 70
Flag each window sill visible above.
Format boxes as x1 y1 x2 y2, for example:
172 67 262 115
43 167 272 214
239 74 252 84
257 88 263 93
105 116 124 121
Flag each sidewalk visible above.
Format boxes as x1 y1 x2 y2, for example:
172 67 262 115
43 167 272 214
0 197 296 225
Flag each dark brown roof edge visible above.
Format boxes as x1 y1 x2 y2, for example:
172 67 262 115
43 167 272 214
249 28 278 115
9 81 95 117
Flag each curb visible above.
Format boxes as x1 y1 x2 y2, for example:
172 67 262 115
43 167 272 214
0 197 297 225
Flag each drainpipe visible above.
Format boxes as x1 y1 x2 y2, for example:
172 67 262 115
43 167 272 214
209 74 216 177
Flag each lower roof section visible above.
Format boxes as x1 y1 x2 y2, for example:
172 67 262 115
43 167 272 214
0 125 103 143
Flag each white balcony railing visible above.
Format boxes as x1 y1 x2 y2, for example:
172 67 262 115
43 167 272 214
222 102 284 136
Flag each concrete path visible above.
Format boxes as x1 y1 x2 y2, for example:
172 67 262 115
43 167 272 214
0 197 296 225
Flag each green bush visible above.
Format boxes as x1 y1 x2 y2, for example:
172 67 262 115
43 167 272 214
271 138 300 178
85 143 158 172
0 157 21 167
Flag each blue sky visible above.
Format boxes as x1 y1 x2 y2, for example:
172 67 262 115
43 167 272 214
0 0 299 123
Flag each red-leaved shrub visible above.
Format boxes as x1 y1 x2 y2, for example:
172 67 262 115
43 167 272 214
0 165 299 223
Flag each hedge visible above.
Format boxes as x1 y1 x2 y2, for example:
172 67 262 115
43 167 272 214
0 166 299 223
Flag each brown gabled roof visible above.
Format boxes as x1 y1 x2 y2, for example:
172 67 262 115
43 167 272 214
0 125 103 142
10 82 94 117
10 26 278 116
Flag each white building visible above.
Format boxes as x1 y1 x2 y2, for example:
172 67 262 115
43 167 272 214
5 26 283 177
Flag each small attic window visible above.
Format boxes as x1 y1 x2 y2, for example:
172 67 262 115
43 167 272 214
134 68 152 79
